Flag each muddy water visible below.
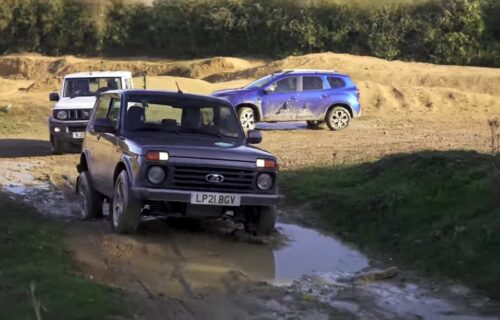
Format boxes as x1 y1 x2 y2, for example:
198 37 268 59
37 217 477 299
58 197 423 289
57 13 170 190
274 223 369 281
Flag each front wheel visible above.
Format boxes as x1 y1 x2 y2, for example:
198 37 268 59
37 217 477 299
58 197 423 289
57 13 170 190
325 106 351 131
238 107 256 131
306 120 324 129
50 135 66 154
111 171 141 234
244 206 277 236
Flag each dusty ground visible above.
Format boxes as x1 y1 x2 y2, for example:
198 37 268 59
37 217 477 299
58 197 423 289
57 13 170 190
1 53 500 319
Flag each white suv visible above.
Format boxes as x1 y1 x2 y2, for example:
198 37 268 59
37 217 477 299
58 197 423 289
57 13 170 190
48 71 134 153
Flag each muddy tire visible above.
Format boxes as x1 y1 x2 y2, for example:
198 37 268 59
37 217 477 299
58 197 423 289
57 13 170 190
325 106 351 131
50 135 66 154
77 171 103 220
306 120 324 129
111 171 141 234
245 206 276 236
238 106 256 131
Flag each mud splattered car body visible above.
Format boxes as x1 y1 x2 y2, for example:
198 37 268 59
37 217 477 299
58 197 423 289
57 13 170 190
76 90 279 235
212 69 361 131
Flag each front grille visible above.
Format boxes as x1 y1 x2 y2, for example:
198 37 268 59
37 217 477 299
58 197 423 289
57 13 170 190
67 126 86 133
54 109 91 121
172 165 255 192
67 109 91 120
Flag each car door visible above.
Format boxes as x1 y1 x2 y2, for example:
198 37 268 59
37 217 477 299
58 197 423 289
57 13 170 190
296 75 329 119
86 95 112 193
261 76 301 121
93 95 124 196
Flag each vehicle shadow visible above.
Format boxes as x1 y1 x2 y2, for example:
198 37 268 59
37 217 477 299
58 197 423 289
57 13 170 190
256 122 308 131
0 139 52 158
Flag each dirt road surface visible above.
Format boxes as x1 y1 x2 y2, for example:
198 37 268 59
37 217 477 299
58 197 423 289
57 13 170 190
1 53 500 319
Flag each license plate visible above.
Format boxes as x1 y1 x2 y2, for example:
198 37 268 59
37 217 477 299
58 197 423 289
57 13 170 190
72 132 85 139
190 192 241 206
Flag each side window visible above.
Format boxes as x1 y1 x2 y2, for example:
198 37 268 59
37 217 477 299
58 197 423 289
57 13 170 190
93 96 111 120
108 98 122 128
303 76 324 91
272 77 299 93
327 77 346 89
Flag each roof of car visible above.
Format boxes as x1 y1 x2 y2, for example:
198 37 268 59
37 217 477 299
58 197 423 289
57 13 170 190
104 89 232 104
64 71 132 79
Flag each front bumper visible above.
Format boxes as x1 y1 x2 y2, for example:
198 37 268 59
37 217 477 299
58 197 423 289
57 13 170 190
131 187 280 206
48 117 88 143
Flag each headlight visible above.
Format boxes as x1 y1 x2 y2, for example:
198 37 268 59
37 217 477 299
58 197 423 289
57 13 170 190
56 110 67 120
147 166 166 184
257 173 273 190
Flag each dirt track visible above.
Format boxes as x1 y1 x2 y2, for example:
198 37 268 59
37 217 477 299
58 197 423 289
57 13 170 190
1 53 500 319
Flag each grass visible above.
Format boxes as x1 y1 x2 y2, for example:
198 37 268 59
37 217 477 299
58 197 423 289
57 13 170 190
282 150 500 298
0 193 124 319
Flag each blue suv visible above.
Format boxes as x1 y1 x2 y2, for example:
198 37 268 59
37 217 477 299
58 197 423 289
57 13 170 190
212 69 361 131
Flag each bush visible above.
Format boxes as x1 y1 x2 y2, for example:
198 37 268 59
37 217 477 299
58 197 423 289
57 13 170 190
0 0 498 67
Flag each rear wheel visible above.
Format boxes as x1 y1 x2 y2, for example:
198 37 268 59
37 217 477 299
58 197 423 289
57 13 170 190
244 206 277 236
238 107 256 131
325 106 351 131
77 171 103 220
111 171 141 234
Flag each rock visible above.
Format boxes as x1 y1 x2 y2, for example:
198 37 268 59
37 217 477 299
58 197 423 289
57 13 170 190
351 266 399 283
0 104 12 113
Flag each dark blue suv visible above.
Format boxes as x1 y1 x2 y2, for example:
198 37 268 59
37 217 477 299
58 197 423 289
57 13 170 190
212 69 361 131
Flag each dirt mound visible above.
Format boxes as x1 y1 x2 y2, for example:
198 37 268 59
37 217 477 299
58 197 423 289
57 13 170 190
205 52 500 116
0 54 264 89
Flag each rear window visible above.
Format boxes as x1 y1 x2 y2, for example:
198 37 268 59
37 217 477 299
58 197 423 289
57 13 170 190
303 76 324 91
327 77 346 89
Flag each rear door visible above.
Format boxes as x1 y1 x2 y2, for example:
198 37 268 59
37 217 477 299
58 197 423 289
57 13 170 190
296 75 329 119
261 76 301 121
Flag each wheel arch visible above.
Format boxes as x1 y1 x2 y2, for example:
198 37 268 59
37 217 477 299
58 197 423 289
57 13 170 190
113 162 128 186
236 103 262 122
325 103 354 119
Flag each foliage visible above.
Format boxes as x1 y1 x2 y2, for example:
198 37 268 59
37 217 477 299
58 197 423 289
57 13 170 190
282 151 500 298
0 0 498 66
0 193 124 319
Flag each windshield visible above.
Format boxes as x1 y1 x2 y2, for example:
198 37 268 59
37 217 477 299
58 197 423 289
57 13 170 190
244 74 275 89
63 77 122 97
124 94 244 140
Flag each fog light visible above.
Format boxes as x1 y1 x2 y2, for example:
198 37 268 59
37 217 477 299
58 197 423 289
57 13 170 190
147 166 166 184
54 127 61 133
257 173 273 190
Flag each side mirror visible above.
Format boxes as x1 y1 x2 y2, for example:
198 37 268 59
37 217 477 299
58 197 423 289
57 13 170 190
49 92 60 102
264 86 275 94
247 129 262 144
93 118 116 134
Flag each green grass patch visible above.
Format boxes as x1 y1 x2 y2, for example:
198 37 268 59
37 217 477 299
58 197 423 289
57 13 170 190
0 193 124 319
282 150 500 298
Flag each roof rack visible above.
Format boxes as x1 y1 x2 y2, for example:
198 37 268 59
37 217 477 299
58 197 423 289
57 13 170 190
279 69 337 73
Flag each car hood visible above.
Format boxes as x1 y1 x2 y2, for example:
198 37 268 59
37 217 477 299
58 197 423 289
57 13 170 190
211 88 254 96
54 96 96 110
126 135 274 162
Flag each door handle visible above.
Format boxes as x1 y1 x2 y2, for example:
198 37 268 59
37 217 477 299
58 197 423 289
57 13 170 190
321 95 329 99
290 96 298 101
